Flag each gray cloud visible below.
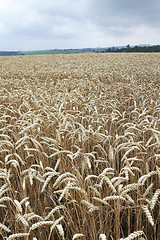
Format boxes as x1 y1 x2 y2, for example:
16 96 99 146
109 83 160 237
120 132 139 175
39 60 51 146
89 0 160 29
0 0 160 50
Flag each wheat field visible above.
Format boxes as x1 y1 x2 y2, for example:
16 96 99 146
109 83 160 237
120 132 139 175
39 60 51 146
0 53 159 240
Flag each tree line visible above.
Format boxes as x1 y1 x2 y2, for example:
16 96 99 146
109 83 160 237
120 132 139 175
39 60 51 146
0 51 23 56
106 45 160 53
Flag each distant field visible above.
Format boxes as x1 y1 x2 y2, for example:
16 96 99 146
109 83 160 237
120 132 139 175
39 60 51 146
22 50 79 55
0 53 159 240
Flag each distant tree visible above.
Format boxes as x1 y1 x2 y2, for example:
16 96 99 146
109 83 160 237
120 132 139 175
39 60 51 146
134 46 139 52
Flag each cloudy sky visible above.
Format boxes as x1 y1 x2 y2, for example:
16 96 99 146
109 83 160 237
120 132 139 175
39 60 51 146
0 0 160 51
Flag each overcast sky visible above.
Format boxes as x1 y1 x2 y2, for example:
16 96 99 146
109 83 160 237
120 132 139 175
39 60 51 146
0 0 160 51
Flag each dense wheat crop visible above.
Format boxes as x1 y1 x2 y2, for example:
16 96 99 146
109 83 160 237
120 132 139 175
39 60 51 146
0 53 160 240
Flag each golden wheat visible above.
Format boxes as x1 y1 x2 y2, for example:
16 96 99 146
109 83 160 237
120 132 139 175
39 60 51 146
0 53 159 240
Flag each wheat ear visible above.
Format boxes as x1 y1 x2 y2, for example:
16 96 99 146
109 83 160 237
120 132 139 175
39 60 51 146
7 233 29 240
72 233 84 239
99 233 107 240
0 223 11 233
150 189 160 210
119 230 144 240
